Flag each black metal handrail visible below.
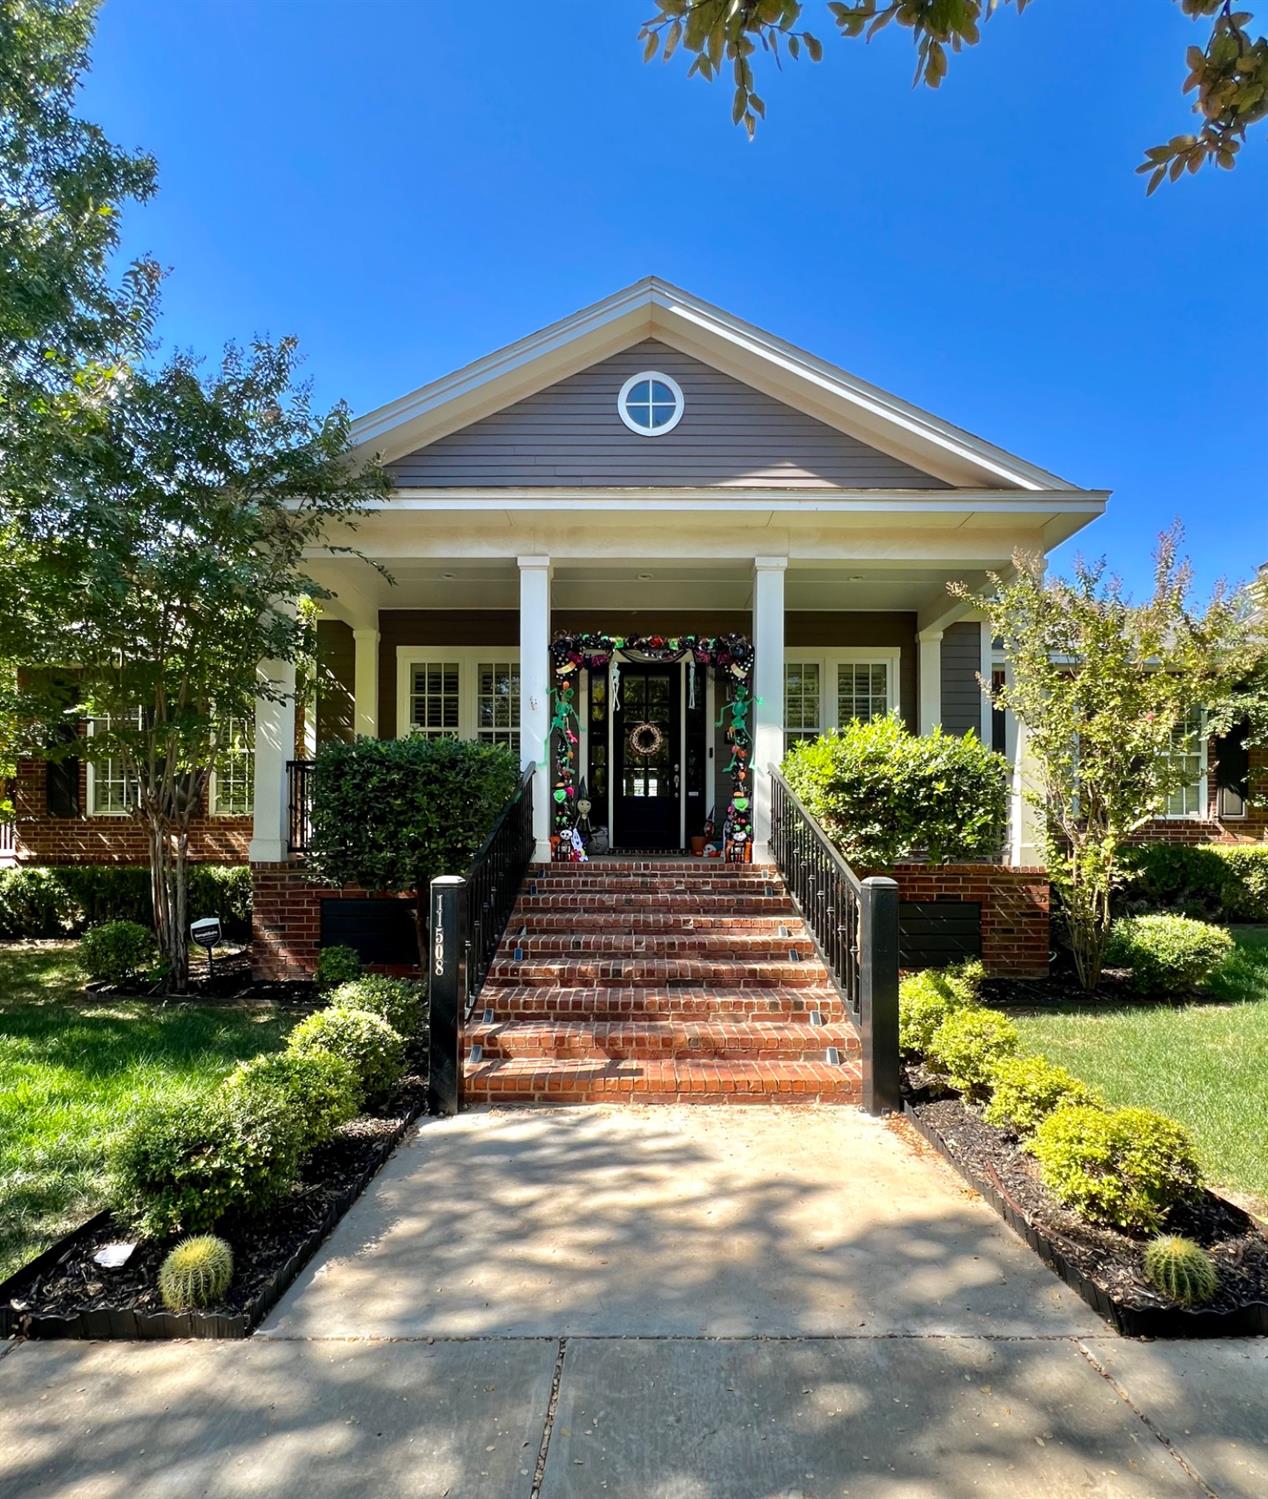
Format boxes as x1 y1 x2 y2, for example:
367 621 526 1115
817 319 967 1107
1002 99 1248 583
286 759 315 854
462 761 536 1010
769 765 900 1115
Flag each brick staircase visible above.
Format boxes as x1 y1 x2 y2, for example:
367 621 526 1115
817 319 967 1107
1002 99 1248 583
464 859 861 1104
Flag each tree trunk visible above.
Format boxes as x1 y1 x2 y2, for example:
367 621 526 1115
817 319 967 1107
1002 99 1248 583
147 814 192 993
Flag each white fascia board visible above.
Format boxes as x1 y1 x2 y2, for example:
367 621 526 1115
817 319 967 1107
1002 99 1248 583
372 486 1109 515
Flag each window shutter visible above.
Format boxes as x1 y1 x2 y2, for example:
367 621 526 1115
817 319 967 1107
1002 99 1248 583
46 720 81 818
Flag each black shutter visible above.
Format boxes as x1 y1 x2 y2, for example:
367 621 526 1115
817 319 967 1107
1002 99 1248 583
46 720 81 818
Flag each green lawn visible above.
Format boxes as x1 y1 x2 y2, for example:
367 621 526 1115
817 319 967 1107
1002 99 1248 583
1011 928 1268 1215
0 941 293 1280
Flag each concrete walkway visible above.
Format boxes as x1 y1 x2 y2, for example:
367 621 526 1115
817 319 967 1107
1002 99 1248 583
2 1105 1265 1498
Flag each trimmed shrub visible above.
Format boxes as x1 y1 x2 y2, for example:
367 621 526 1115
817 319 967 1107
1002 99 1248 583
78 920 158 985
1105 913 1234 995
983 1054 1103 1137
315 944 362 991
897 960 984 1057
226 1050 360 1153
1120 842 1268 924
109 1087 307 1238
287 1006 405 1107
330 975 425 1037
1143 1235 1219 1307
0 863 251 939
781 714 1007 866
927 1008 1019 1094
158 1235 233 1311
1031 1104 1203 1233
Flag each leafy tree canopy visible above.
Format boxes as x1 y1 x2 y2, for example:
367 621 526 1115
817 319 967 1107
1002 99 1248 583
640 1 1267 187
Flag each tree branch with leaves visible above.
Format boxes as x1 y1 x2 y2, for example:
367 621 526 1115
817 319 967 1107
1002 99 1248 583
640 1 1267 183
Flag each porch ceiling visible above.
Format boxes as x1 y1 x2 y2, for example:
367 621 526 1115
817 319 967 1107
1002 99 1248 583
305 556 992 621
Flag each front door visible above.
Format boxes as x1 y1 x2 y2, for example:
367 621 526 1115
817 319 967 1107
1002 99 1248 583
613 664 681 849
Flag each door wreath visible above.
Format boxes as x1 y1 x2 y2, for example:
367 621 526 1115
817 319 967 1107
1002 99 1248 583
626 720 664 758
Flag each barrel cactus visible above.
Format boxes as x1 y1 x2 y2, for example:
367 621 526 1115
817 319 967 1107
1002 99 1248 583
158 1234 233 1312
1143 1234 1219 1307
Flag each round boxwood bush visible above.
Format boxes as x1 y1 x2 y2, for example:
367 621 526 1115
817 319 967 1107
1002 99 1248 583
226 1050 360 1153
287 1006 405 1107
109 1087 307 1239
1105 913 1234 996
982 1054 1103 1137
315 944 362 992
329 975 424 1038
897 960 984 1058
78 920 157 985
1030 1104 1203 1234
926 1007 1019 1095
781 714 1007 866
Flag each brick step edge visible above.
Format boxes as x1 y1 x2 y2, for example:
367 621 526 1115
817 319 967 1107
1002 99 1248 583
470 1021 860 1061
463 1057 863 1103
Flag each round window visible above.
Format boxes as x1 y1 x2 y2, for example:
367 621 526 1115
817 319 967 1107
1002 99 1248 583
617 371 684 436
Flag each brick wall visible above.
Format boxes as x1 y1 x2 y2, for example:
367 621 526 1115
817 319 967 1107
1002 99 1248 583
12 757 250 865
890 863 1050 979
251 861 416 980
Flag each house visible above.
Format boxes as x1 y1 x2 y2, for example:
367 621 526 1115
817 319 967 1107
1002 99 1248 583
7 279 1259 963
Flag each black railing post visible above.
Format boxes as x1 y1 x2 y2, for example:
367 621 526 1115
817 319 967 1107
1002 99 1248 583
428 874 468 1117
859 875 901 1116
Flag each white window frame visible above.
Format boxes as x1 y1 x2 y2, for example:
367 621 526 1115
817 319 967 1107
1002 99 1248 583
86 709 142 817
1158 706 1209 820
395 647 521 752
617 370 685 437
208 718 255 818
782 648 902 736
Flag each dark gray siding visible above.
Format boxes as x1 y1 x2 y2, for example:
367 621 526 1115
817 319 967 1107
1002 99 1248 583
316 620 355 744
940 621 983 737
388 340 950 490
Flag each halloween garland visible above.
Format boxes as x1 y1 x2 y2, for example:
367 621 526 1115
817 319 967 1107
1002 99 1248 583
548 632 756 855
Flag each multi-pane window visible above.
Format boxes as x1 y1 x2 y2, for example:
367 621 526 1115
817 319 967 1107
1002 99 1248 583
409 663 461 737
784 663 822 742
837 663 889 725
87 711 141 815
1163 707 1206 817
211 719 254 816
476 661 520 756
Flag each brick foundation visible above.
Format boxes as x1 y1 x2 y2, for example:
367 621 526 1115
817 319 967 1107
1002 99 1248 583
251 861 417 980
889 863 1050 979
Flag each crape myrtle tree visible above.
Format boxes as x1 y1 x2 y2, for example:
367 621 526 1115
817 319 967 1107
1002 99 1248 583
959 530 1266 990
0 0 161 820
1 340 390 989
639 1 1267 186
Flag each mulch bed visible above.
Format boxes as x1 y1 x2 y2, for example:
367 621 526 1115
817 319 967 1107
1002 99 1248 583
89 948 318 1008
905 1075 1268 1335
1 1061 429 1340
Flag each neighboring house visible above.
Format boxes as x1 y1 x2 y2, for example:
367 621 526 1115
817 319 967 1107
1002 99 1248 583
5 279 1258 906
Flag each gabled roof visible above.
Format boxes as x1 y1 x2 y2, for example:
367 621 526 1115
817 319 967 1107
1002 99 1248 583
350 276 1085 492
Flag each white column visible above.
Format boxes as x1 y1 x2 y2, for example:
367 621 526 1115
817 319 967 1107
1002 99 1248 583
752 556 787 857
249 652 297 864
917 629 943 735
352 627 380 738
519 555 553 862
1006 659 1044 867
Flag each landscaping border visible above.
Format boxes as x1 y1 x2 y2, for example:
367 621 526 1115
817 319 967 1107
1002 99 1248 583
0 1105 422 1341
904 1101 1268 1338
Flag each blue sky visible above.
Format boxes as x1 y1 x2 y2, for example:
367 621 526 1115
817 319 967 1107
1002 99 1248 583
83 0 1266 596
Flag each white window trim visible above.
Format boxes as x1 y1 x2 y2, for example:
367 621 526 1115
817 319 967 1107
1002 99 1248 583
783 648 902 734
1156 708 1210 821
395 646 521 742
617 370 685 437
208 720 255 818
85 710 143 818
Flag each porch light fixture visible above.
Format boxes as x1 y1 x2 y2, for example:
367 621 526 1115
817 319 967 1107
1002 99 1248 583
617 371 684 436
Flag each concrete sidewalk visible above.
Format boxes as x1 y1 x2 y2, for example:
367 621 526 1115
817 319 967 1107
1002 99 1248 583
2 1106 1265 1498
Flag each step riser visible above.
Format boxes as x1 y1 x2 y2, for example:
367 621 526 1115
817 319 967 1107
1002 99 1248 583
509 914 799 933
498 937 817 959
477 1042 857 1062
490 964 829 989
516 896 795 915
